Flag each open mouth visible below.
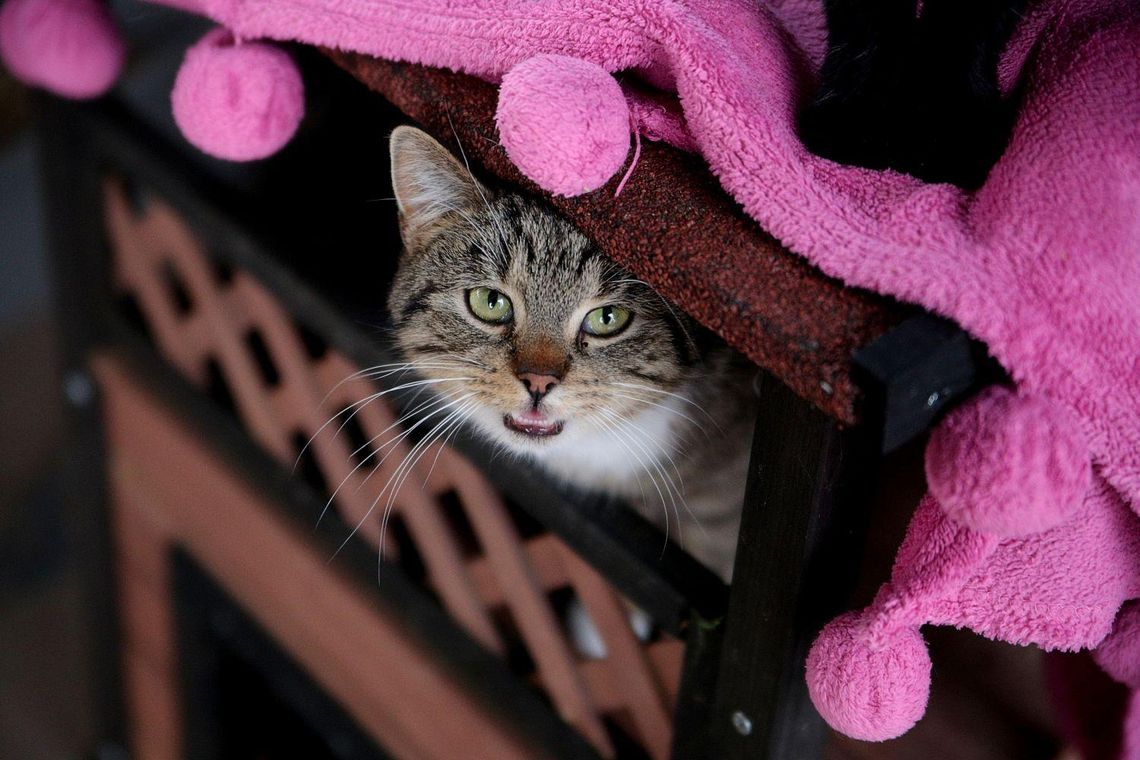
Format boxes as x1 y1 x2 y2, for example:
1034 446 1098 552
504 411 564 438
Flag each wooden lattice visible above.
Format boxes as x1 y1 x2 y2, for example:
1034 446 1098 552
104 178 685 758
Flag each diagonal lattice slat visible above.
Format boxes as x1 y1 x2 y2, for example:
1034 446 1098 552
104 177 683 758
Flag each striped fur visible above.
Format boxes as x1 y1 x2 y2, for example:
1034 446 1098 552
387 126 757 580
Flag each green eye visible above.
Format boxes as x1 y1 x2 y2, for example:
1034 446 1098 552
467 287 513 323
582 305 632 336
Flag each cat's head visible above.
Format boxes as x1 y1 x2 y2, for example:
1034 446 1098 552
386 126 701 462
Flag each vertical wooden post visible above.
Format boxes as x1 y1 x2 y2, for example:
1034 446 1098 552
36 95 128 753
674 372 876 759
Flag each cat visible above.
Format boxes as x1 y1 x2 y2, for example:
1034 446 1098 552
385 125 758 582
799 0 1029 189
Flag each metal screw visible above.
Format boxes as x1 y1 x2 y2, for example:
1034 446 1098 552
926 390 941 408
64 371 95 407
731 710 753 736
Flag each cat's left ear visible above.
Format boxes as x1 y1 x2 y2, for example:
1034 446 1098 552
389 126 490 246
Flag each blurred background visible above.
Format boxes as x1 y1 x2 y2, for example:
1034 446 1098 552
0 3 397 756
0 48 91 760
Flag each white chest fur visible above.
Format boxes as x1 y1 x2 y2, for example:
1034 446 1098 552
528 396 687 498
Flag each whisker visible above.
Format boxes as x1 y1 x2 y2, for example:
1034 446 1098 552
297 376 473 473
608 392 710 439
604 278 700 359
420 403 478 489
604 407 688 497
583 411 651 516
604 408 710 542
611 382 722 430
416 195 510 272
316 392 473 528
351 392 475 496
599 408 686 546
349 390 465 461
590 411 673 553
375 400 476 555
332 398 475 559
320 359 474 406
446 112 513 267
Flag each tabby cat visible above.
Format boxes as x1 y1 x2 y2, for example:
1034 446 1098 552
386 126 757 581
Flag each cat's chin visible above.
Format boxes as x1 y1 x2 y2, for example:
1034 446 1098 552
504 411 565 438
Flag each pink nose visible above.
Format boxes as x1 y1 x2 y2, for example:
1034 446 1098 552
517 371 559 400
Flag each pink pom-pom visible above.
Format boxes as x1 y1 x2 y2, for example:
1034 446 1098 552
1093 602 1140 688
496 54 630 197
806 612 932 741
0 0 125 99
171 28 304 162
926 386 1090 537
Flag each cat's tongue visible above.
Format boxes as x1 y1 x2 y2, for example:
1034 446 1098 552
505 410 564 437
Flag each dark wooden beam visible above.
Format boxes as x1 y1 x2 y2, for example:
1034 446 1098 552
854 314 997 453
688 372 876 759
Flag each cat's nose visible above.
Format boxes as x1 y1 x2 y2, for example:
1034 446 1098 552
517 371 560 403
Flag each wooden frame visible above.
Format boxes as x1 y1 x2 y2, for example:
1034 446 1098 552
98 351 543 759
172 548 391 760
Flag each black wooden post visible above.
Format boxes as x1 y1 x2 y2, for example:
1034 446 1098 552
36 95 128 755
672 314 990 759
672 372 877 759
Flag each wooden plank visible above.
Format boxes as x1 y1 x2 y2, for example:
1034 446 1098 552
702 372 875 759
448 455 615 757
562 549 673 759
669 608 726 759
96 352 541 760
854 314 995 453
36 94 128 750
578 641 685 716
467 534 571 606
122 650 182 760
109 175 505 653
117 567 176 674
172 552 393 760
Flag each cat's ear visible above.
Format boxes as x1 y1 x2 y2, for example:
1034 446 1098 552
389 126 489 245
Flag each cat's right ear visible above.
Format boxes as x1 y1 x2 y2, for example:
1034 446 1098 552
389 126 488 246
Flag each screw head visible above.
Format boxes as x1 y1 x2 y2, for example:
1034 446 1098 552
732 710 753 736
926 391 941 408
64 371 95 407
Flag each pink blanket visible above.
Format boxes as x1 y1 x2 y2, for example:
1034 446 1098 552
5 0 1137 748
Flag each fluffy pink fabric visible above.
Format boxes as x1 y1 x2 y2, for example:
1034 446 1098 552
926 386 1091 537
806 612 931 741
32 0 1138 747
171 27 303 161
807 484 1140 738
0 0 124 99
497 55 630 197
